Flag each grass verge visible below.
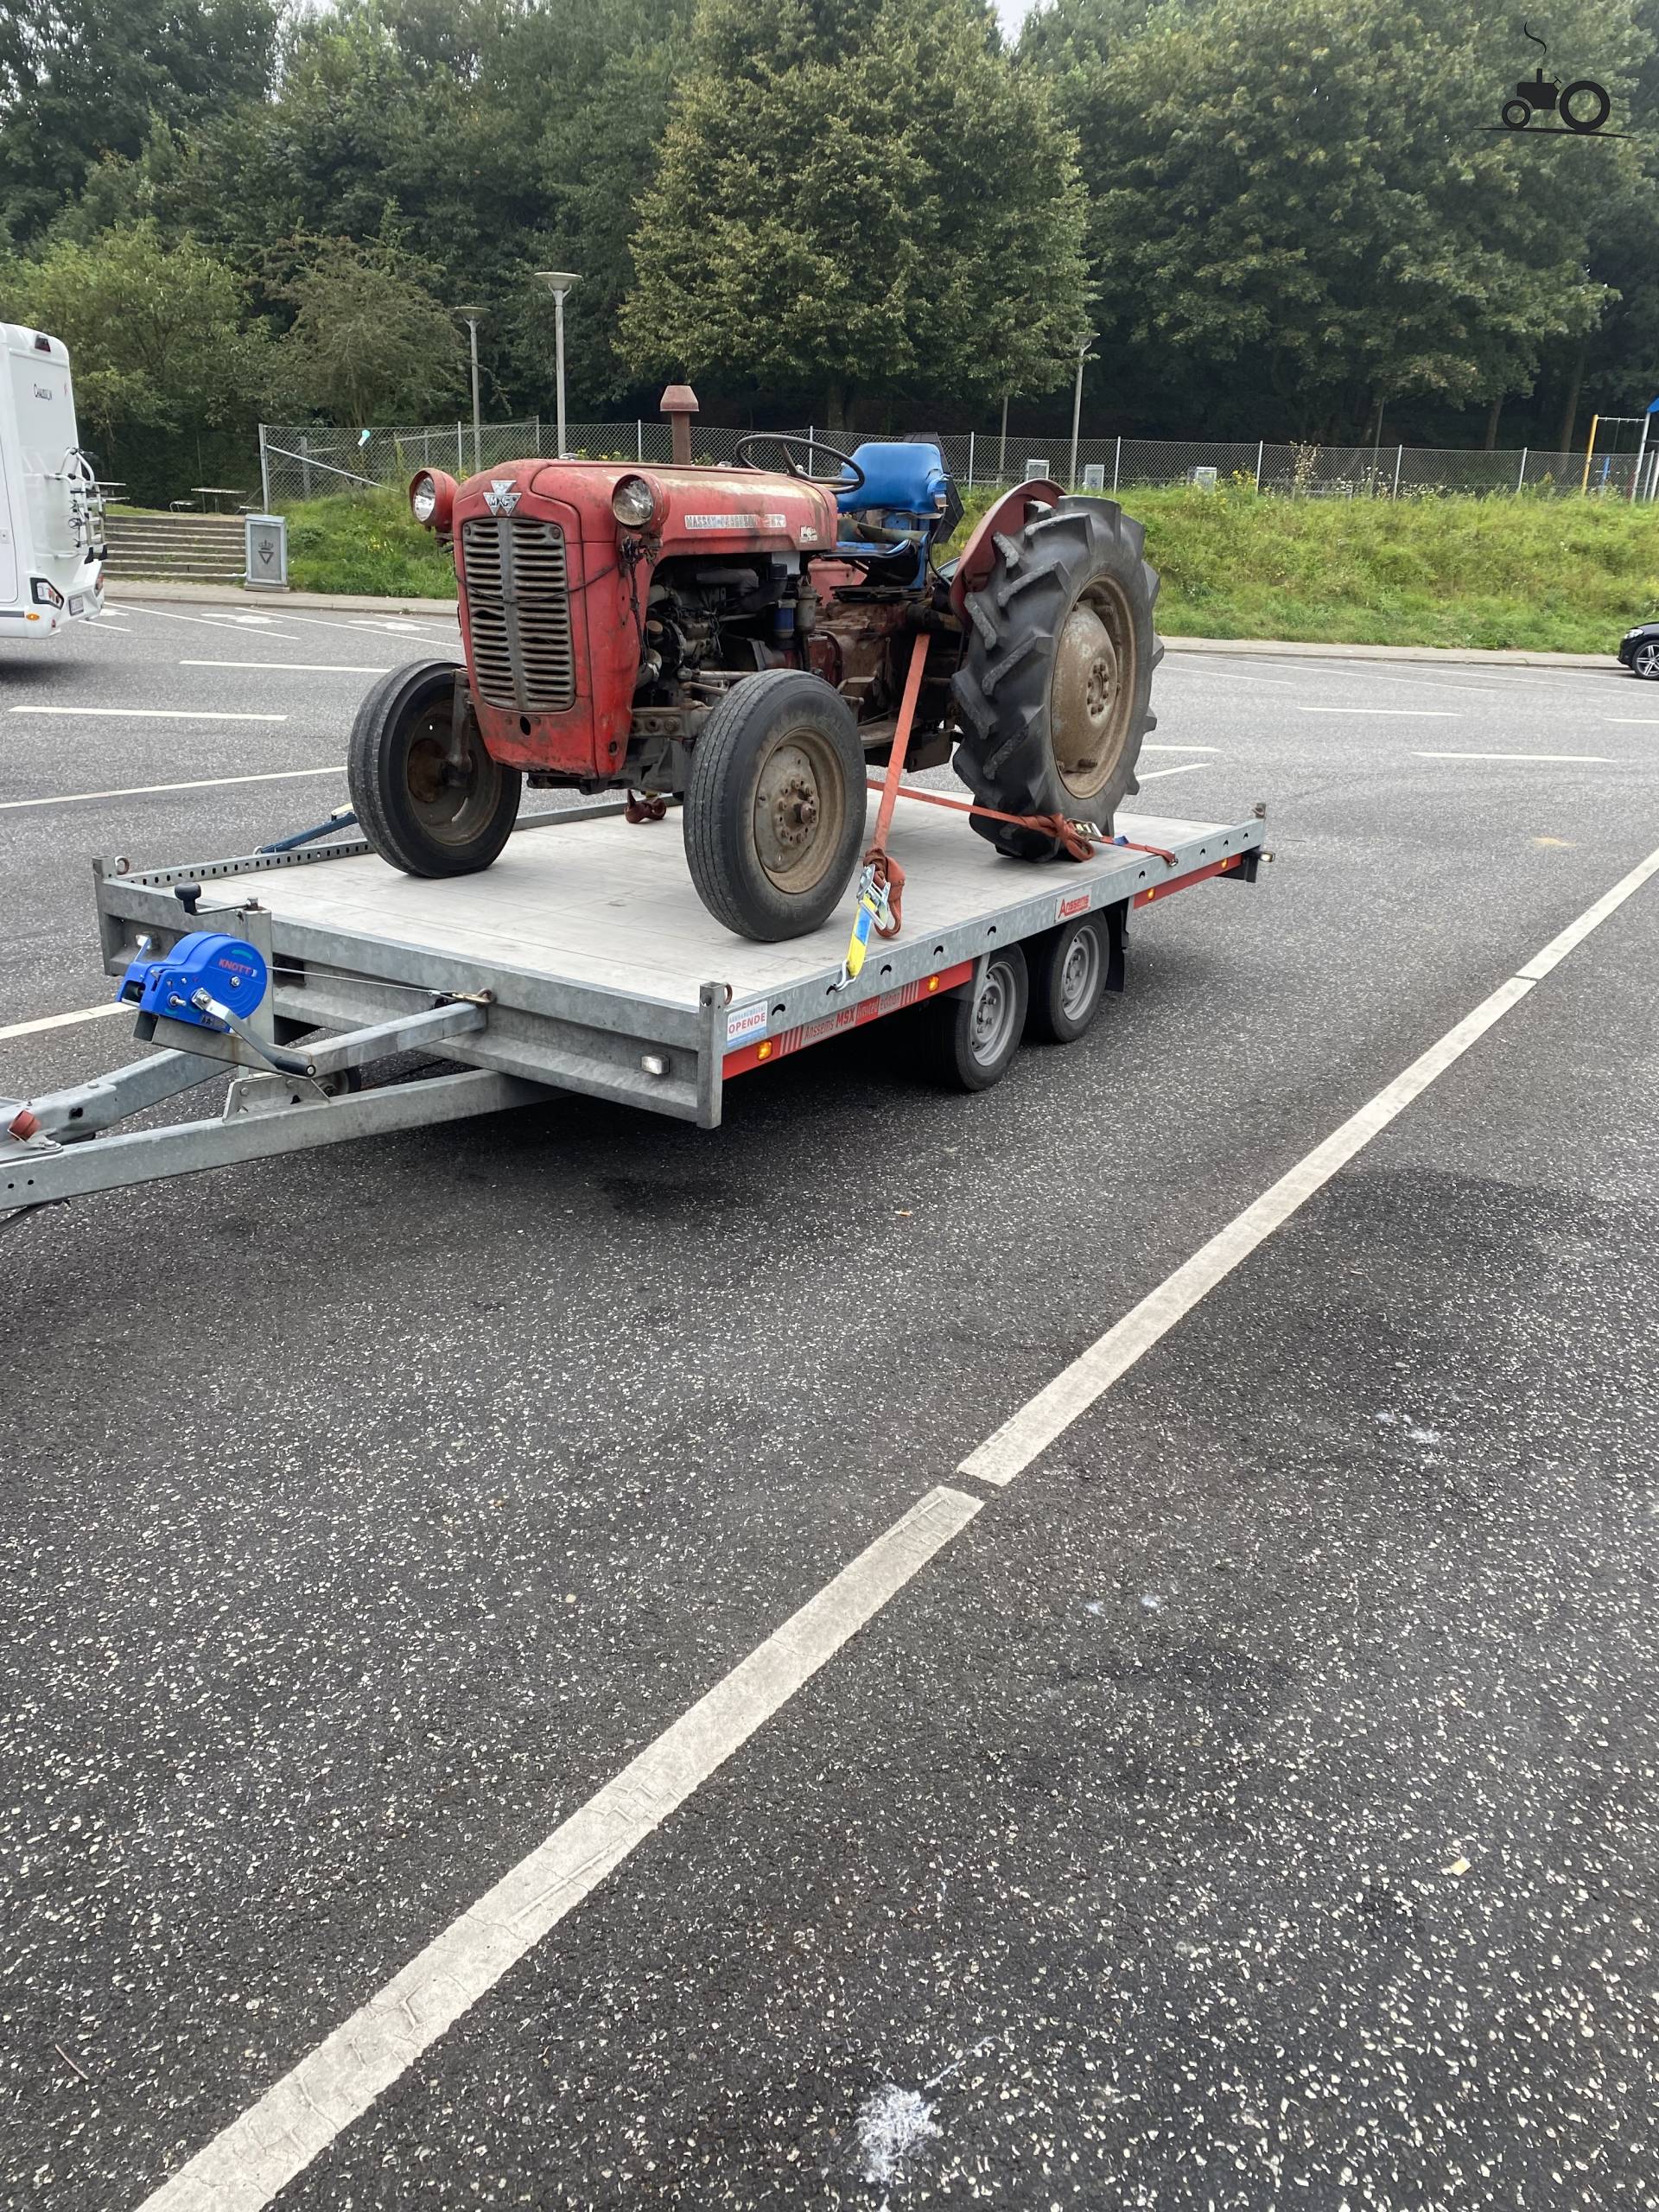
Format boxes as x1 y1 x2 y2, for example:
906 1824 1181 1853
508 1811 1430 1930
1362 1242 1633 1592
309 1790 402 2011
946 484 1659 653
272 483 1657 652
283 491 456 598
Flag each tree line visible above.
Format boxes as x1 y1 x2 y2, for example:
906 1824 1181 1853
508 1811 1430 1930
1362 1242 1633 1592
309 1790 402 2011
0 0 1654 501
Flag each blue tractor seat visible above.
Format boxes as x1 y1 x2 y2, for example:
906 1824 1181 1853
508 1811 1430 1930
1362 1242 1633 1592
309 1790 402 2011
834 442 957 580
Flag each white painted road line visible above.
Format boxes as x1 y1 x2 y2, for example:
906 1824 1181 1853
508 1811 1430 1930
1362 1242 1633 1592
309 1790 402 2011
0 1001 127 1044
135 1484 983 2212
0 765 343 811
179 659 390 674
1602 716 1659 724
118 606 301 638
1136 762 1209 781
1296 704 1459 717
1142 743 1223 753
959 837 1659 1488
10 705 288 722
1414 750 1614 764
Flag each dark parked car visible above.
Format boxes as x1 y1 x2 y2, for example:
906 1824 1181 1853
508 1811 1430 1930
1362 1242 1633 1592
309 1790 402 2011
1618 621 1659 678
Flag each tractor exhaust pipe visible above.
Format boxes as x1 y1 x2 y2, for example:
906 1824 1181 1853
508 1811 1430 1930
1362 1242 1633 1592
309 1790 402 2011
661 383 698 467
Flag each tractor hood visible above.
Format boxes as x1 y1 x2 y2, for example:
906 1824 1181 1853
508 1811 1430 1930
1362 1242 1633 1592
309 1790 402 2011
451 458 838 556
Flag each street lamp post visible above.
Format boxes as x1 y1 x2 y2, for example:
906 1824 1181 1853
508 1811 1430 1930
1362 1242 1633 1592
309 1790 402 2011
534 271 580 459
1069 331 1096 492
456 306 485 474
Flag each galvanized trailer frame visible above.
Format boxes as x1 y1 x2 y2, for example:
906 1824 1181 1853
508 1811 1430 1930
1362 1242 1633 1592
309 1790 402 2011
2 798 1264 1217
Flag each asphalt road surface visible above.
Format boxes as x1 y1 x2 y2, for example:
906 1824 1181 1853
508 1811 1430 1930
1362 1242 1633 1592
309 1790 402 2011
3 602 1657 2211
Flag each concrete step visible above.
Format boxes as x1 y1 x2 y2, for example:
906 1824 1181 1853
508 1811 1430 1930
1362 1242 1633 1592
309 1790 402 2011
105 557 246 579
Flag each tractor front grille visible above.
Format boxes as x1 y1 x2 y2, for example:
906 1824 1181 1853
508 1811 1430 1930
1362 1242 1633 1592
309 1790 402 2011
461 516 576 713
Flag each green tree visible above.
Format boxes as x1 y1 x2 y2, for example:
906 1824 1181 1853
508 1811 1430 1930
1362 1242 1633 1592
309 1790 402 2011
620 0 1090 429
272 236 465 423
0 0 277 243
1025 0 1649 441
0 219 269 446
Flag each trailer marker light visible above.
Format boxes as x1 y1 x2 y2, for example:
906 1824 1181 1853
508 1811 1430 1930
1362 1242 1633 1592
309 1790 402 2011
640 1052 667 1077
926 974 941 992
757 1040 773 1060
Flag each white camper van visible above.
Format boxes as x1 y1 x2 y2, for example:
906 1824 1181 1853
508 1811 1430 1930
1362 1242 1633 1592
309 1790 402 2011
0 323 105 641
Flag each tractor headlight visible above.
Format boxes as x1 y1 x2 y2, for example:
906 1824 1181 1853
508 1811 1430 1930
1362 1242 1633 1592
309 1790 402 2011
408 468 456 533
612 474 660 529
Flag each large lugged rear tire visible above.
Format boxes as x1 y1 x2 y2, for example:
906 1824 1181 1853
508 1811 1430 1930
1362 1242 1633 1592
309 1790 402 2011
683 669 866 941
951 496 1161 861
347 660 521 878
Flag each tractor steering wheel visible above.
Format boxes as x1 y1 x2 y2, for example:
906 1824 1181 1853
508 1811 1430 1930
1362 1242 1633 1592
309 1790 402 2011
734 432 866 495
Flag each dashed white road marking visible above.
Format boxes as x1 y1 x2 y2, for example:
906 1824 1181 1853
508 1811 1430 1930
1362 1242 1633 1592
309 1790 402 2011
1414 750 1615 764
118 605 302 638
0 1001 127 1043
1297 703 1459 717
1142 743 1222 753
0 765 342 811
10 705 287 722
959 836 1659 1486
1602 716 1659 725
134 1484 983 2212
179 660 389 674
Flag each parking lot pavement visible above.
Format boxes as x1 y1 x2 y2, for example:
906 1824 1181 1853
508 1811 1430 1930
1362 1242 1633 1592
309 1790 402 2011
2 613 1657 2209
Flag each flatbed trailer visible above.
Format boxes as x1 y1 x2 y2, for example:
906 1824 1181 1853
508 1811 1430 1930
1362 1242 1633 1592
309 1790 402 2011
1 796 1265 1218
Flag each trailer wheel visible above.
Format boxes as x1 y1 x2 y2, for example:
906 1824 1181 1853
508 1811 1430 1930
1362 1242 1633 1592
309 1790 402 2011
1027 914 1109 1044
916 944 1028 1091
952 495 1160 861
347 660 521 878
684 670 866 941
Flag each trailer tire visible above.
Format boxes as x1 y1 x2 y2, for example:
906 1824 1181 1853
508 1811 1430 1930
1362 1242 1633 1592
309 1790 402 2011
1027 913 1109 1044
348 660 521 878
684 669 866 941
915 944 1028 1091
952 495 1160 861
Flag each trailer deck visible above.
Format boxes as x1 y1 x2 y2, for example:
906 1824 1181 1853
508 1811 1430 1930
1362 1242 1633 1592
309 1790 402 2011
3 795 1264 1215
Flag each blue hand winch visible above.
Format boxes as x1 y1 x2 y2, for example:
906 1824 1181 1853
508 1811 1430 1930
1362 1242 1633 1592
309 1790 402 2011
118 931 269 1035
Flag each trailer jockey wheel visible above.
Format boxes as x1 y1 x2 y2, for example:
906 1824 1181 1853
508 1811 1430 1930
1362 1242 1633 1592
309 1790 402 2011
683 670 867 940
347 661 521 878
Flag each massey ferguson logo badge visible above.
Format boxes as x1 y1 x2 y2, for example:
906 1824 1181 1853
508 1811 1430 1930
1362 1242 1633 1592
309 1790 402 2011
484 479 520 515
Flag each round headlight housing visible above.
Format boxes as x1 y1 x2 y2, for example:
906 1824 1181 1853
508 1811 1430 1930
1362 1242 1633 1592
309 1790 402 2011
612 473 660 529
408 468 456 533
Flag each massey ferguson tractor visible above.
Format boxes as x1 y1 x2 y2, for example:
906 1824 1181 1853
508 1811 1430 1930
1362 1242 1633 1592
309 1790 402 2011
348 396 1160 944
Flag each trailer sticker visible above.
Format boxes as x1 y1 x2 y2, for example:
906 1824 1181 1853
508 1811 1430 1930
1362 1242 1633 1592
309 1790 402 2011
725 1001 768 1046
1056 890 1091 921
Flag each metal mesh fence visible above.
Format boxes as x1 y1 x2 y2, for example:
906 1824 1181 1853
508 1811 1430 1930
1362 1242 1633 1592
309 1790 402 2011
257 420 1658 507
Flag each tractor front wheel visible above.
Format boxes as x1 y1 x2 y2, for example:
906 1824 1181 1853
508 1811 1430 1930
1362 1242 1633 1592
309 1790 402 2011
683 670 866 940
347 661 521 877
952 494 1161 861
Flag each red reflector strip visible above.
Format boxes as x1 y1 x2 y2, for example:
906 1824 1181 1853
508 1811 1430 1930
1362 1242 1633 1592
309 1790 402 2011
724 959 975 1078
1132 853 1239 907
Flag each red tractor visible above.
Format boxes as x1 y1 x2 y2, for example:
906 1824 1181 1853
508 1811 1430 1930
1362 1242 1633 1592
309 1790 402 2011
348 402 1160 943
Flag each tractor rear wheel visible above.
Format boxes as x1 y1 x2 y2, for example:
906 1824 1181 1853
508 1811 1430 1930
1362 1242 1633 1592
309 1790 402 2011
951 495 1161 861
347 660 521 878
684 670 866 940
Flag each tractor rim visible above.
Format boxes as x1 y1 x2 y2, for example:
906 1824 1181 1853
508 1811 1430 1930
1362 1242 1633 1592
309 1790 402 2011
404 703 500 847
1058 924 1102 1022
970 958 1020 1068
1050 577 1136 803
753 726 846 893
